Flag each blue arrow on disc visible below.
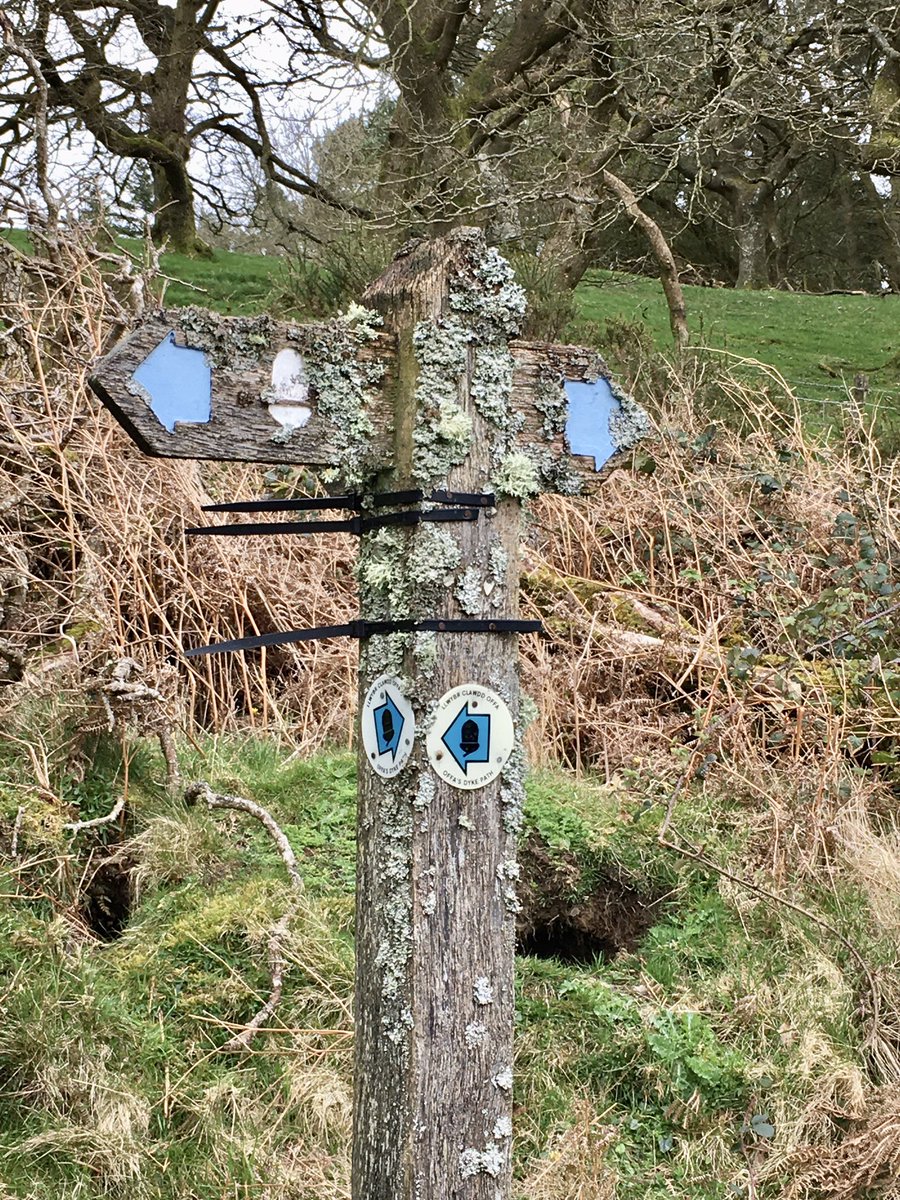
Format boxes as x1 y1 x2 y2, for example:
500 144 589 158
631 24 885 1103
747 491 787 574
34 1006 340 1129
373 691 405 760
131 332 212 433
441 703 491 774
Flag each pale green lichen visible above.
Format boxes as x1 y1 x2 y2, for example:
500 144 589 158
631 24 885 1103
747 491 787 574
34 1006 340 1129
414 775 435 811
436 404 474 443
500 741 527 834
470 343 515 427
413 631 438 675
609 381 653 449
458 813 475 830
494 451 541 499
488 543 508 583
361 633 407 679
339 303 384 341
459 1144 505 1180
411 317 473 486
175 307 273 371
373 780 414 1046
493 1115 513 1139
474 977 494 1005
465 1022 488 1047
496 858 521 915
534 376 568 439
408 525 461 596
358 524 460 622
497 859 520 882
449 246 526 338
531 446 584 495
455 566 484 616
268 423 296 445
491 1066 513 1091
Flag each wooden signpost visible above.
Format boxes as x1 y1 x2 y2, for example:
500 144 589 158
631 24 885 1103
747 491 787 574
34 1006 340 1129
90 228 649 1200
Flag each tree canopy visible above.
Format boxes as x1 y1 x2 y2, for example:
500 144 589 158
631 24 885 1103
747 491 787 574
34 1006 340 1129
1 0 898 292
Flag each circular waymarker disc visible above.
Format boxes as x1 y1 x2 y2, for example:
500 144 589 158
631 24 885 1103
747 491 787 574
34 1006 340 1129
426 683 515 791
361 674 416 779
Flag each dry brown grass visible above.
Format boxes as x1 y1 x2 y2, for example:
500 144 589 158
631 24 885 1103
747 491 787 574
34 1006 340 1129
4 231 899 813
0 233 358 746
4 230 900 914
516 1101 616 1200
779 1083 900 1199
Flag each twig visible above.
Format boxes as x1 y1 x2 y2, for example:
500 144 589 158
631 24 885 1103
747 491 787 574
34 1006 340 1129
10 805 24 856
185 780 303 1051
97 658 180 792
63 794 125 833
185 781 303 893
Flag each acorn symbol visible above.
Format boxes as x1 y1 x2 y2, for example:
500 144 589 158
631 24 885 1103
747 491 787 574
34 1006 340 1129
381 709 395 746
460 718 480 758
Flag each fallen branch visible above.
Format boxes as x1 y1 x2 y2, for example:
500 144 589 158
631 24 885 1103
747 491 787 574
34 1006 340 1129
601 168 689 348
185 780 303 1050
63 794 125 833
10 805 24 856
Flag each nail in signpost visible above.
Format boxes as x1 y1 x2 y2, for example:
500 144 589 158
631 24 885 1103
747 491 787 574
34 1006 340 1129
90 229 649 1200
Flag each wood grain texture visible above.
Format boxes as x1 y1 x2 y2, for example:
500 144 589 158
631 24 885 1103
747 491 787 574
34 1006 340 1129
88 311 397 467
509 340 625 487
353 231 521 1199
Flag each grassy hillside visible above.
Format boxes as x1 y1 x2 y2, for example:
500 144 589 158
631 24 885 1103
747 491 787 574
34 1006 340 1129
3 734 895 1200
578 270 900 421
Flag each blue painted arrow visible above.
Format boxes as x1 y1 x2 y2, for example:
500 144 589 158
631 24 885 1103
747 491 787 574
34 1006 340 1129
131 333 212 433
441 703 491 774
374 690 405 760
563 378 620 471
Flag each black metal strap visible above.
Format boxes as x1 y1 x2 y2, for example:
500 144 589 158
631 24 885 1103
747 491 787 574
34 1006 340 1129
185 617 543 657
202 494 360 514
431 490 496 508
185 507 480 539
201 489 496 516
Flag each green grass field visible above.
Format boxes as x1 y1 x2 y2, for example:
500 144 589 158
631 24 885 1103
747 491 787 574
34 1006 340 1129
579 269 900 420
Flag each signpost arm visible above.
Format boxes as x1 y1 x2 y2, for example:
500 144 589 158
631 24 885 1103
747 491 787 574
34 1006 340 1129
353 231 526 1199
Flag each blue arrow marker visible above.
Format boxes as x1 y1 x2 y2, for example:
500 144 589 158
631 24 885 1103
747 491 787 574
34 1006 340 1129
374 691 405 760
442 703 491 774
564 378 620 471
132 332 212 433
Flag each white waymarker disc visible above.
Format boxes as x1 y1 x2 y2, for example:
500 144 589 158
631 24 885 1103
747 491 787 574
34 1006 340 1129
426 684 515 790
361 674 416 778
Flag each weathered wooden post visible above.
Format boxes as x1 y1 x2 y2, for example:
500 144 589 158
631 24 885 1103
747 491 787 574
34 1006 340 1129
90 228 649 1199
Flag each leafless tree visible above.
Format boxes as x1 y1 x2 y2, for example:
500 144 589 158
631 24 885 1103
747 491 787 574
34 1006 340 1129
0 0 372 253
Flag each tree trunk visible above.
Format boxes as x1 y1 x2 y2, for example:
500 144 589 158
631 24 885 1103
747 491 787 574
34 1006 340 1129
146 0 209 256
734 185 774 289
601 169 689 346
150 158 208 256
880 178 900 291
